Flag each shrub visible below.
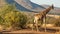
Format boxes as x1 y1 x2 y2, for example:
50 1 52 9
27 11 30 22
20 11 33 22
0 4 28 30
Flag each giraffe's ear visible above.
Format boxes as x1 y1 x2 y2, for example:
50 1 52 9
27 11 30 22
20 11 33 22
52 4 54 9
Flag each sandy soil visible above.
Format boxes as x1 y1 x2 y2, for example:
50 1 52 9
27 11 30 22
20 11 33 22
2 29 60 34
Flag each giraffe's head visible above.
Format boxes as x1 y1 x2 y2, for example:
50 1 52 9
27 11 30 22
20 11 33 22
51 4 54 9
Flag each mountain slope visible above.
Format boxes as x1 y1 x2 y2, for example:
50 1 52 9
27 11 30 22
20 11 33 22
0 0 6 7
5 0 45 12
14 0 45 11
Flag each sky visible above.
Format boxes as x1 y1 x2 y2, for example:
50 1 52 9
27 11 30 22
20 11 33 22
30 0 60 7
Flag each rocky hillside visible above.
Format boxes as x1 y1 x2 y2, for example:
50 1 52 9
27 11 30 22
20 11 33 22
0 0 6 7
5 0 45 12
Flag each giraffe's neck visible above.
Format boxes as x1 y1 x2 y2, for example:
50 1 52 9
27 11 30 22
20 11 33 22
34 5 53 20
39 6 52 17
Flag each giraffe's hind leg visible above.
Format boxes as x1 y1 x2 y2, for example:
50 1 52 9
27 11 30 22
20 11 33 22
32 22 35 31
32 19 36 31
36 23 39 31
35 20 39 31
34 19 39 31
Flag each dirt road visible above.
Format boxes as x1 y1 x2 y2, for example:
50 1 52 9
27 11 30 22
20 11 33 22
2 30 57 34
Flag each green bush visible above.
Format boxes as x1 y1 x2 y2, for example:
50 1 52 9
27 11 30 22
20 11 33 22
0 4 28 30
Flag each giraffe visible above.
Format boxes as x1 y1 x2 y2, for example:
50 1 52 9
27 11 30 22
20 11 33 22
33 5 54 31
